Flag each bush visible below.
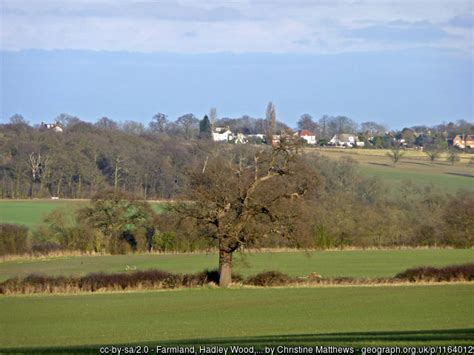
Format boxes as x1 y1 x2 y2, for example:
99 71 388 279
31 242 64 255
0 224 29 256
395 263 474 282
245 271 294 286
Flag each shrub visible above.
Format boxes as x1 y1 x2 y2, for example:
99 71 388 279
245 271 294 286
0 224 29 256
395 263 474 282
0 268 245 294
31 242 64 255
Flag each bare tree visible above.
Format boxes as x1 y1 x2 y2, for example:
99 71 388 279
298 114 318 134
173 137 319 286
446 148 460 165
387 146 404 166
27 152 51 197
113 156 124 192
265 102 276 145
209 108 217 129
149 113 168 133
424 147 441 162
176 114 199 140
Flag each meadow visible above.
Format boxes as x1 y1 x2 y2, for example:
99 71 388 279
1 249 473 282
0 199 164 228
312 148 474 193
1 149 473 351
1 285 473 350
1 148 473 230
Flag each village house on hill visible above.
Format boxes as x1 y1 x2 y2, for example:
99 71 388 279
329 133 364 147
453 134 474 149
40 122 63 133
297 130 317 145
212 127 233 142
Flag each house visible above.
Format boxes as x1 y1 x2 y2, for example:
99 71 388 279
297 130 317 145
453 134 474 149
234 133 248 144
329 134 362 147
40 122 63 133
212 127 233 142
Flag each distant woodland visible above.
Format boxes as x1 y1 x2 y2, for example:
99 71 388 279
1 113 473 200
0 113 473 255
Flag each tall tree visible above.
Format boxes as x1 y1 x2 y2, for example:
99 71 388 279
318 115 329 139
95 117 118 131
265 102 276 145
209 108 218 128
360 121 386 135
297 114 318 133
174 137 319 286
199 115 213 139
149 113 168 133
9 114 29 126
176 114 199 140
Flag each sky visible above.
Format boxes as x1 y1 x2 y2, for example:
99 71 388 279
0 0 473 129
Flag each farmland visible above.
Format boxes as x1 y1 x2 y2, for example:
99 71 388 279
311 148 474 193
1 285 473 350
1 249 473 282
0 199 164 228
1 148 473 351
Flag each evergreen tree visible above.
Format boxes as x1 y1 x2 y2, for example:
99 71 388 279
199 115 213 139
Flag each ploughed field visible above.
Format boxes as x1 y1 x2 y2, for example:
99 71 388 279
1 249 473 281
1 285 473 350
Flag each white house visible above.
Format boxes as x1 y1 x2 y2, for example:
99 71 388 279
297 130 317 145
329 134 361 147
40 122 63 133
234 133 248 144
212 127 233 142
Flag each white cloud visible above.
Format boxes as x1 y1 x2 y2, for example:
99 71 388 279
0 0 472 54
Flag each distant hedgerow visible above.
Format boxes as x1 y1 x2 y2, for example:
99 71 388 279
245 271 294 286
395 263 474 282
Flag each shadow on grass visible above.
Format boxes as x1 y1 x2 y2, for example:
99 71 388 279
445 172 474 179
2 329 473 354
368 162 392 167
401 161 432 167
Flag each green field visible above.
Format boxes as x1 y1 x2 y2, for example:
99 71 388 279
1 149 473 229
0 200 164 228
1 285 473 350
314 148 474 193
1 249 473 282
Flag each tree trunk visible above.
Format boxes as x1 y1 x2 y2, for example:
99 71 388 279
219 249 233 287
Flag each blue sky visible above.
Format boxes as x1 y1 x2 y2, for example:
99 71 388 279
0 0 473 129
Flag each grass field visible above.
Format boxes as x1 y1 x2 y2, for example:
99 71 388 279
1 249 473 282
1 284 473 350
0 199 164 228
1 149 473 228
311 148 474 193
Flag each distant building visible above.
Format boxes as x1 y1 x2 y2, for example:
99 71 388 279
40 122 63 133
297 130 317 145
329 134 363 147
453 134 474 149
212 127 233 142
234 133 248 144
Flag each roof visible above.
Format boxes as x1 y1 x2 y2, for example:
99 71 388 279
334 133 357 141
298 130 315 136
454 134 474 139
